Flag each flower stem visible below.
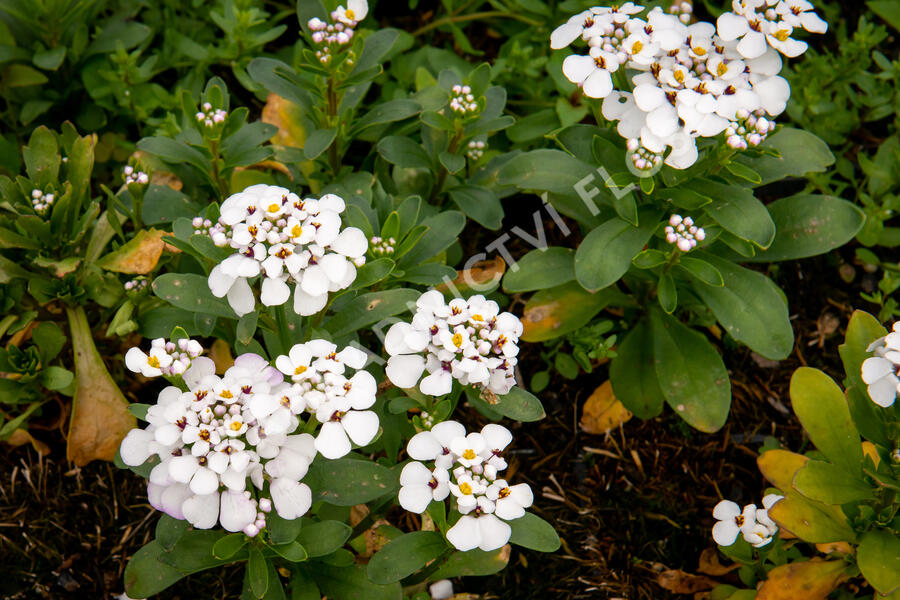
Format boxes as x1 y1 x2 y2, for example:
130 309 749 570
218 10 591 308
275 303 294 355
411 11 542 36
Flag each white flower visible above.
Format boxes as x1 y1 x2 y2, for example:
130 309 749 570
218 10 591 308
486 480 533 520
712 499 750 546
269 478 313 520
776 0 827 33
562 49 619 98
407 420 467 469
713 496 779 547
334 0 368 25
125 344 173 377
398 461 450 513
219 490 258 532
862 323 900 407
429 580 454 600
446 512 510 552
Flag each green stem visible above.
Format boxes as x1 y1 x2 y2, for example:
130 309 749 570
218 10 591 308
411 10 542 36
275 304 293 355
429 130 464 204
326 76 341 176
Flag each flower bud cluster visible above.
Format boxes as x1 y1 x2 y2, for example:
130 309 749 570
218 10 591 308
627 137 663 170
449 85 479 115
467 140 486 161
667 0 693 25
124 278 149 293
125 337 205 378
665 214 705 252
369 236 396 257
196 102 227 128
399 421 533 552
726 108 776 150
123 165 149 185
307 1 367 65
31 189 55 214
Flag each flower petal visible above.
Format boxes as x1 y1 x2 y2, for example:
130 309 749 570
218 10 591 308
315 421 352 459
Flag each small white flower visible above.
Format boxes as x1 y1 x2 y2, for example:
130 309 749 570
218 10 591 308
862 324 900 407
334 0 368 25
398 461 450 513
712 499 748 546
446 512 511 552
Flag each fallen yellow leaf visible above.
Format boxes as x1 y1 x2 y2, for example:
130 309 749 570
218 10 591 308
697 548 740 576
209 339 234 375
96 229 172 275
756 559 848 600
436 257 506 296
6 428 50 455
580 381 632 434
656 568 717 594
65 306 135 466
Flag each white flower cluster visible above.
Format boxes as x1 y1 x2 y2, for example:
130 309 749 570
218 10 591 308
30 189 55 214
125 337 204 378
200 184 367 317
308 0 368 65
861 322 900 408
726 108 775 149
385 291 523 397
552 1 826 169
449 84 479 115
120 343 379 535
667 0 693 25
369 236 396 257
195 102 226 128
123 165 149 185
665 214 706 251
124 277 148 293
467 140 486 161
399 421 533 552
712 494 782 547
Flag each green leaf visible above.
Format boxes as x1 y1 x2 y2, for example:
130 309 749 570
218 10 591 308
352 258 394 289
657 272 676 314
447 185 502 229
303 128 336 160
312 564 401 600
324 289 419 338
689 254 793 359
213 533 248 559
650 310 730 432
503 247 575 292
23 126 59 188
735 128 834 186
439 151 465 175
660 187 712 210
354 99 421 133
4 64 48 87
137 137 210 174
508 512 560 552
367 532 448 584
33 46 66 70
431 547 509 579
574 208 660 291
632 249 668 269
792 460 875 504
610 321 666 419
272 541 308 562
152 273 236 318
295 520 352 558
723 160 761 184
39 365 72 390
739 194 865 262
497 149 599 222
493 386 545 422
156 514 189 551
158 530 238 572
124 541 186 597
790 367 862 473
304 458 398 506
248 547 269 598
839 311 889 446
692 180 774 248
676 256 723 286
0 226 41 249
237 312 258 345
857 528 900 594
397 211 465 267
377 136 431 169
267 511 303 546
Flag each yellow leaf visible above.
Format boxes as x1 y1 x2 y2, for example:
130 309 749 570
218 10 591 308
757 449 808 491
65 306 135 466
209 339 234 374
656 568 717 594
580 380 632 434
436 257 506 296
261 93 316 181
862 441 881 468
756 559 848 600
96 229 171 275
6 428 50 455
816 541 854 555
768 495 856 543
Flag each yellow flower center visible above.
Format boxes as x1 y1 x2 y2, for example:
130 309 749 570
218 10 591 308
220 389 233 399
471 314 483 321
147 356 160 368
291 224 303 237
693 46 706 56
280 396 291 408
632 40 643 54
716 62 728 77
498 487 511 499
294 365 307 375
248 225 258 236
345 8 355 19
459 482 473 495
462 449 476 460
267 203 280 213
452 332 464 348
774 29 790 41
674 70 685 83
229 420 243 431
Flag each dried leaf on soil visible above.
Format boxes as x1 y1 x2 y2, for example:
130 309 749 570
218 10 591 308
756 559 848 599
580 380 632 434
